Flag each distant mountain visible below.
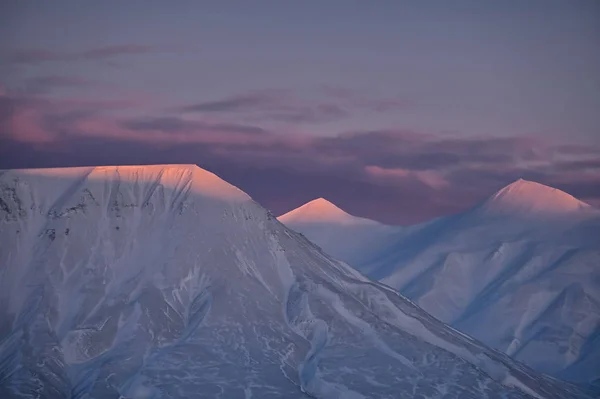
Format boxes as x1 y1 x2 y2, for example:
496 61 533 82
281 180 600 391
279 198 400 266
280 197 380 226
475 179 591 217
1 166 586 398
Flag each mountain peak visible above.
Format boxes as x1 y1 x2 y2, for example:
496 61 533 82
480 178 590 216
304 197 342 212
279 197 378 226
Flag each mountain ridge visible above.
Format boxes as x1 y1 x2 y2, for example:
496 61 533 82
2 164 588 398
280 178 600 391
280 179 596 229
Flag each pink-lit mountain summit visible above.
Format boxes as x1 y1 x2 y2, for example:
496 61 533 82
279 197 381 226
478 179 591 216
281 179 600 389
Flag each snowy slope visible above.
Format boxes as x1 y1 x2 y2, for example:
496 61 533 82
476 178 591 216
281 180 600 391
0 166 588 398
279 198 401 266
280 197 381 226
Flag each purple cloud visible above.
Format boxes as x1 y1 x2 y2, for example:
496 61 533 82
2 89 599 224
175 87 413 126
179 90 348 124
122 116 269 135
8 45 170 64
321 85 412 113
266 103 347 123
554 158 600 171
180 93 276 113
20 75 92 95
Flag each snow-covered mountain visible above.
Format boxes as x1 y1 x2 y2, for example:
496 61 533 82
476 178 591 216
0 166 588 398
280 179 600 392
279 198 401 266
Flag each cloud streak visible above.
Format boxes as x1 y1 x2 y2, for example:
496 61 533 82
18 75 92 95
365 165 449 189
179 90 349 124
7 45 171 64
122 116 268 135
177 88 411 125
321 85 412 112
180 93 275 113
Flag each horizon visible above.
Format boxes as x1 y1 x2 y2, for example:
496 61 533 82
3 162 595 226
2 1 599 224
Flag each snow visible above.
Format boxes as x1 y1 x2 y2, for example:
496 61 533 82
278 198 400 268
280 197 379 226
477 179 591 216
281 181 600 393
0 165 590 398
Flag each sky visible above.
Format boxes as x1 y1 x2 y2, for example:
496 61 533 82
1 1 599 224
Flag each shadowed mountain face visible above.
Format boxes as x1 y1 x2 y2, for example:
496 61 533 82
0 166 589 398
280 180 600 392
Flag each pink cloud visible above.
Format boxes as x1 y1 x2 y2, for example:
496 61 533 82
2 86 599 223
4 108 52 144
1 90 280 146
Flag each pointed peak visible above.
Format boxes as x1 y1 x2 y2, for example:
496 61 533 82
279 197 379 226
503 178 539 189
508 177 527 185
304 197 342 210
480 178 590 216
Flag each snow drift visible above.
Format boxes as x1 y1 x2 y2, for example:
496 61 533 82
0 166 590 398
281 180 600 392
